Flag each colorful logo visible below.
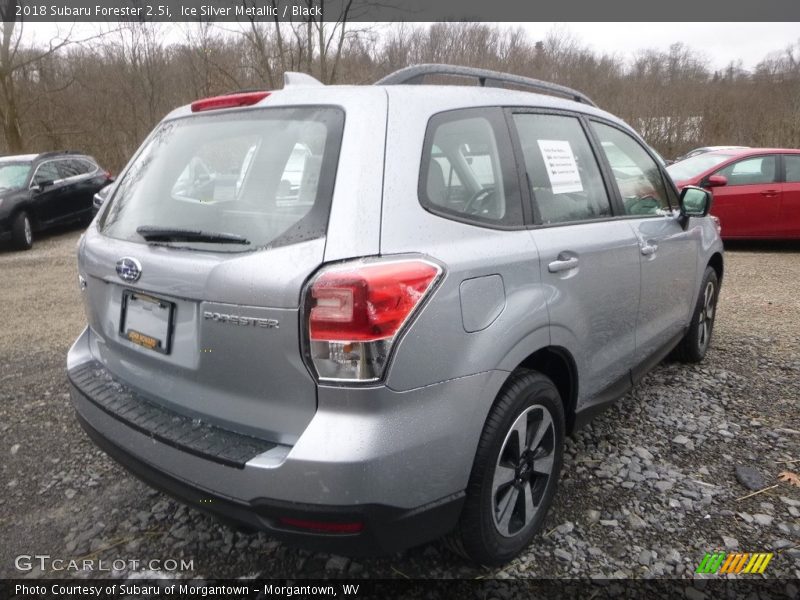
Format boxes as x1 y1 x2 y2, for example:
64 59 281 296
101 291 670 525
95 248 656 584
696 552 773 575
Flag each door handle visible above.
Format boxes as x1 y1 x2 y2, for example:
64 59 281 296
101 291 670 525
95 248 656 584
760 190 779 197
640 242 658 256
548 256 579 273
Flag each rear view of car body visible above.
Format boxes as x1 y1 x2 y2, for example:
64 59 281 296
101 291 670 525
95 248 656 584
68 73 722 560
68 85 490 554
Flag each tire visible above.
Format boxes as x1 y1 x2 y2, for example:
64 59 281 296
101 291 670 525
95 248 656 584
672 265 719 363
452 369 565 565
11 211 33 250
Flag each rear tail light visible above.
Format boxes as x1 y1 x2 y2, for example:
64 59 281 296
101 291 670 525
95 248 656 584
190 91 270 112
306 259 442 382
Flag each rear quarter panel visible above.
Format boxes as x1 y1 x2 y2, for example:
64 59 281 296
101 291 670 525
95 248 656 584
378 89 550 393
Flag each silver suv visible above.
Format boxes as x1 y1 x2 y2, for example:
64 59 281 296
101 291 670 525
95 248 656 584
68 65 723 565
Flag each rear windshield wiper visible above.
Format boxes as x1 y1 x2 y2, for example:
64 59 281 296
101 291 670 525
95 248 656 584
136 226 250 245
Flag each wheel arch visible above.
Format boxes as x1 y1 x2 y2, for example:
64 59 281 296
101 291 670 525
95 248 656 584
476 345 577 437
8 201 38 230
515 346 578 434
708 252 723 283
455 345 575 563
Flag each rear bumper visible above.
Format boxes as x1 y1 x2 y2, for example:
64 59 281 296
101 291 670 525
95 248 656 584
74 407 463 556
67 327 505 555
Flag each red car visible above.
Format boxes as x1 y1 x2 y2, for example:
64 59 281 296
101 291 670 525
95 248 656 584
667 148 800 239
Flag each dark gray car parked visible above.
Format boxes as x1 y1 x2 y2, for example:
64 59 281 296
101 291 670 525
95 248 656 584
67 65 723 564
0 151 112 249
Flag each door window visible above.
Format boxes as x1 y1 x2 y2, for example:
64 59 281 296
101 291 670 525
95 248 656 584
783 155 800 183
592 122 671 216
714 156 777 186
31 162 60 187
513 113 611 224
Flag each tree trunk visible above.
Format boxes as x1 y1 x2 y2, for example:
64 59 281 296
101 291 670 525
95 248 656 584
0 76 24 152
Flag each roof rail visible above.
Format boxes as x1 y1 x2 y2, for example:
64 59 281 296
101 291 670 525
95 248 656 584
375 64 597 107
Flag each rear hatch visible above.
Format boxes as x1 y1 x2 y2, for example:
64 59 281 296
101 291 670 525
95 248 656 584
78 95 380 445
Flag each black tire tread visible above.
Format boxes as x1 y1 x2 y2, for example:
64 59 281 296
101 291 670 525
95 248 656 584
11 211 32 250
671 265 719 363
451 368 563 565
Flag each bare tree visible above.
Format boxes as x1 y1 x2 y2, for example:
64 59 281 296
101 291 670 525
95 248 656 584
235 0 372 86
4 20 800 168
179 21 242 97
0 5 79 152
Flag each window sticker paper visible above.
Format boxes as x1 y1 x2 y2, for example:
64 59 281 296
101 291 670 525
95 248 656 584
537 139 583 194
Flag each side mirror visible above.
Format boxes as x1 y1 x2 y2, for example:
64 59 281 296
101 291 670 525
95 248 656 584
680 185 712 218
706 175 727 188
93 184 112 208
34 180 54 192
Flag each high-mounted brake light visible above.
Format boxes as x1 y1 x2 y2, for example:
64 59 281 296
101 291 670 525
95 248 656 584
190 91 270 113
306 259 442 382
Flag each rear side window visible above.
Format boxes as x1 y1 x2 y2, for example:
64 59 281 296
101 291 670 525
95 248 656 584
58 159 91 178
56 160 77 178
513 113 611 225
419 108 522 227
74 158 98 175
592 122 671 216
715 155 777 186
100 107 344 252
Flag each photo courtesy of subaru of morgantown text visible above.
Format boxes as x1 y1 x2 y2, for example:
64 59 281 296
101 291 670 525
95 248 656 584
67 65 723 565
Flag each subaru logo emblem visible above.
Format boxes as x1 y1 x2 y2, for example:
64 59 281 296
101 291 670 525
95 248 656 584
116 257 142 282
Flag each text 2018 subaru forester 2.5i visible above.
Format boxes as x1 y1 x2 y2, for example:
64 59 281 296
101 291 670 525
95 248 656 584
68 65 723 565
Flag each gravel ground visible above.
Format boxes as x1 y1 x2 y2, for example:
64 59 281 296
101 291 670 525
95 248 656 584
0 228 798 580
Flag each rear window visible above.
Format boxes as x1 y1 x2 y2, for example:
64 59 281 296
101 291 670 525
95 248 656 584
99 107 344 252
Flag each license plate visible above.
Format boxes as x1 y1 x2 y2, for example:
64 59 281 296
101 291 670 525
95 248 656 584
120 290 175 354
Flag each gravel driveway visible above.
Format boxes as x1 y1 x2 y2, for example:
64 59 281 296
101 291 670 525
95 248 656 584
1 228 798 580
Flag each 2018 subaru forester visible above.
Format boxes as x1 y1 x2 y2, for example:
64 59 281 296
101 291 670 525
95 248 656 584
67 65 723 565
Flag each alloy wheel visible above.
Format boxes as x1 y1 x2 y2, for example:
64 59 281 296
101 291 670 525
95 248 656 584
697 280 716 351
491 404 556 537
